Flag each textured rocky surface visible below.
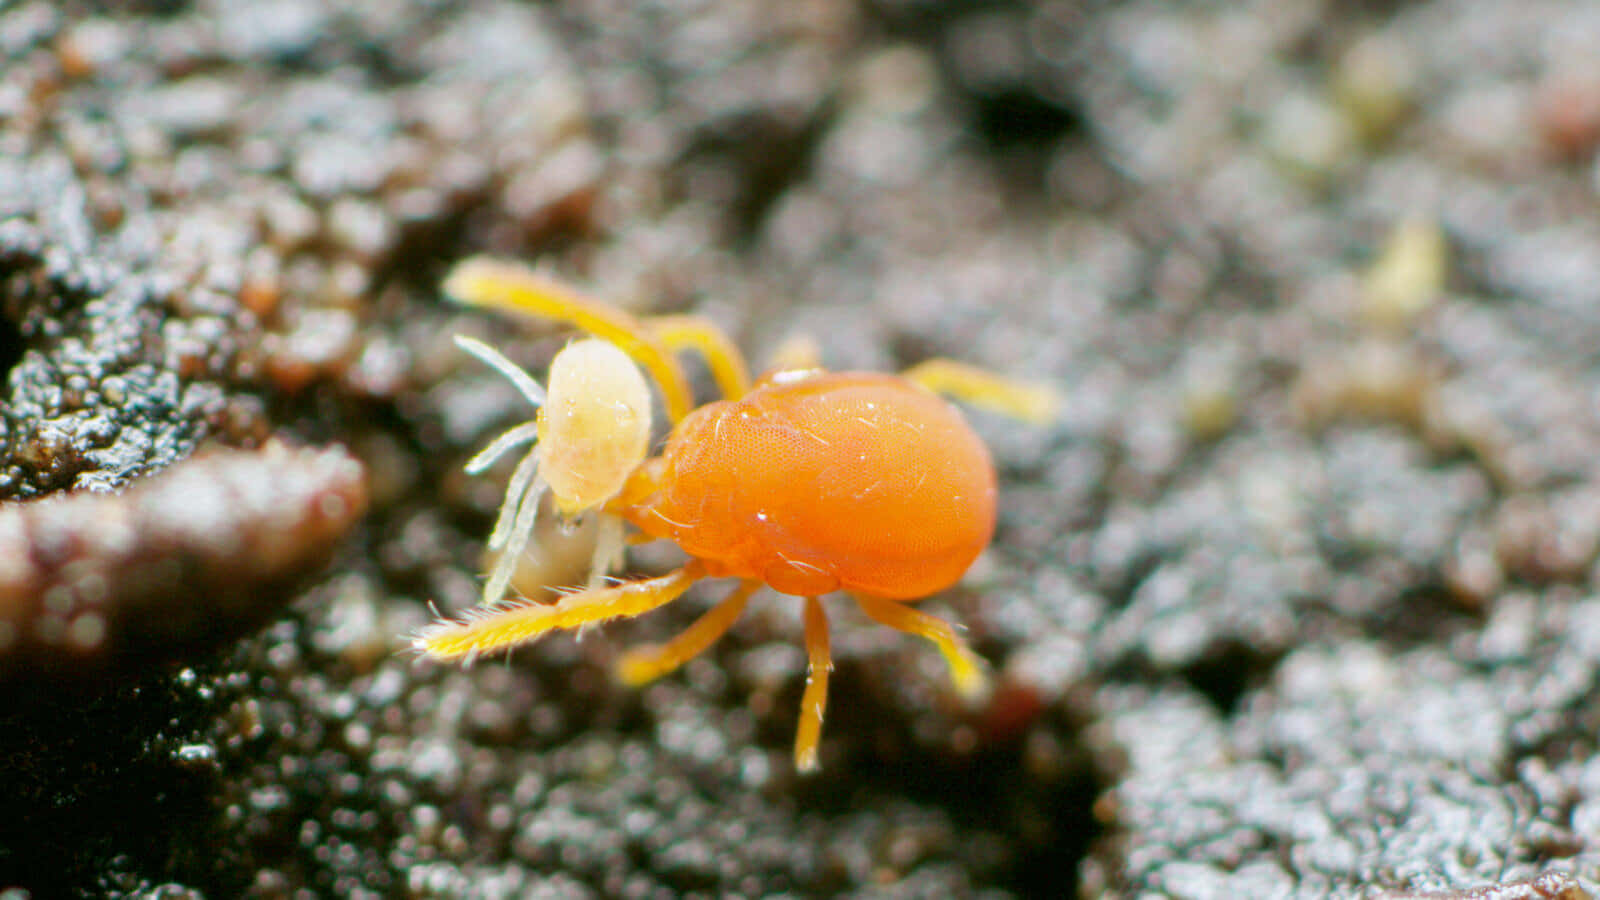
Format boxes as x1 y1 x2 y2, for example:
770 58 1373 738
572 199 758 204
5 0 1600 897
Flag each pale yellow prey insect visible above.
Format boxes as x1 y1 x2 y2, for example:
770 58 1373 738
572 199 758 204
453 334 651 606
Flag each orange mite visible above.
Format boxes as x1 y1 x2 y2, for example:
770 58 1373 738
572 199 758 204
626 370 996 600
417 258 1057 771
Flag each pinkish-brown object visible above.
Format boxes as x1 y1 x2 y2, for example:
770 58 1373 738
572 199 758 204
0 441 367 679
1372 872 1590 900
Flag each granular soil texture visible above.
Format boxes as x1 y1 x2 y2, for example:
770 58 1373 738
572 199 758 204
4 0 1600 897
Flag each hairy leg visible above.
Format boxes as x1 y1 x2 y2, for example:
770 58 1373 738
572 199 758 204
416 561 707 663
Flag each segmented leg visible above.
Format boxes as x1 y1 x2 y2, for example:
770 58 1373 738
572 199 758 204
480 470 547 606
444 258 695 423
795 595 832 773
854 594 988 701
416 561 707 663
647 314 751 400
900 358 1061 424
766 334 823 373
616 579 759 686
587 514 627 590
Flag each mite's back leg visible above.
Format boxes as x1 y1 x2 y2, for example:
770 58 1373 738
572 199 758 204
899 359 1061 424
765 334 823 373
854 594 988 701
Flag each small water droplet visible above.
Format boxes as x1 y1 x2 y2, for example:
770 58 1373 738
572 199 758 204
175 743 217 766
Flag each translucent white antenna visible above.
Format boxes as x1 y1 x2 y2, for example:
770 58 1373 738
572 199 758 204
454 335 547 408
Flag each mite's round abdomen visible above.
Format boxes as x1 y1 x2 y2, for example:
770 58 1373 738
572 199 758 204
634 373 997 599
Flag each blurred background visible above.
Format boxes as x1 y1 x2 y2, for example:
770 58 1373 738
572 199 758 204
3 0 1600 896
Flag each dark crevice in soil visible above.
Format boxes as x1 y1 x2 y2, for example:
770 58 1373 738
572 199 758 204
1376 578 1489 650
1179 639 1282 717
0 664 242 897
0 314 23 388
789 660 1105 897
682 107 833 249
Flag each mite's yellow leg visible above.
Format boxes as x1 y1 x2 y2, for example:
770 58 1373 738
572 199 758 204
616 579 760 686
795 595 832 773
415 561 707 663
647 315 752 400
900 359 1061 425
766 334 823 373
854 594 988 701
444 258 695 423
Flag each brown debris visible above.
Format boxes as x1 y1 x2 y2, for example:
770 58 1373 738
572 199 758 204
0 441 367 680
